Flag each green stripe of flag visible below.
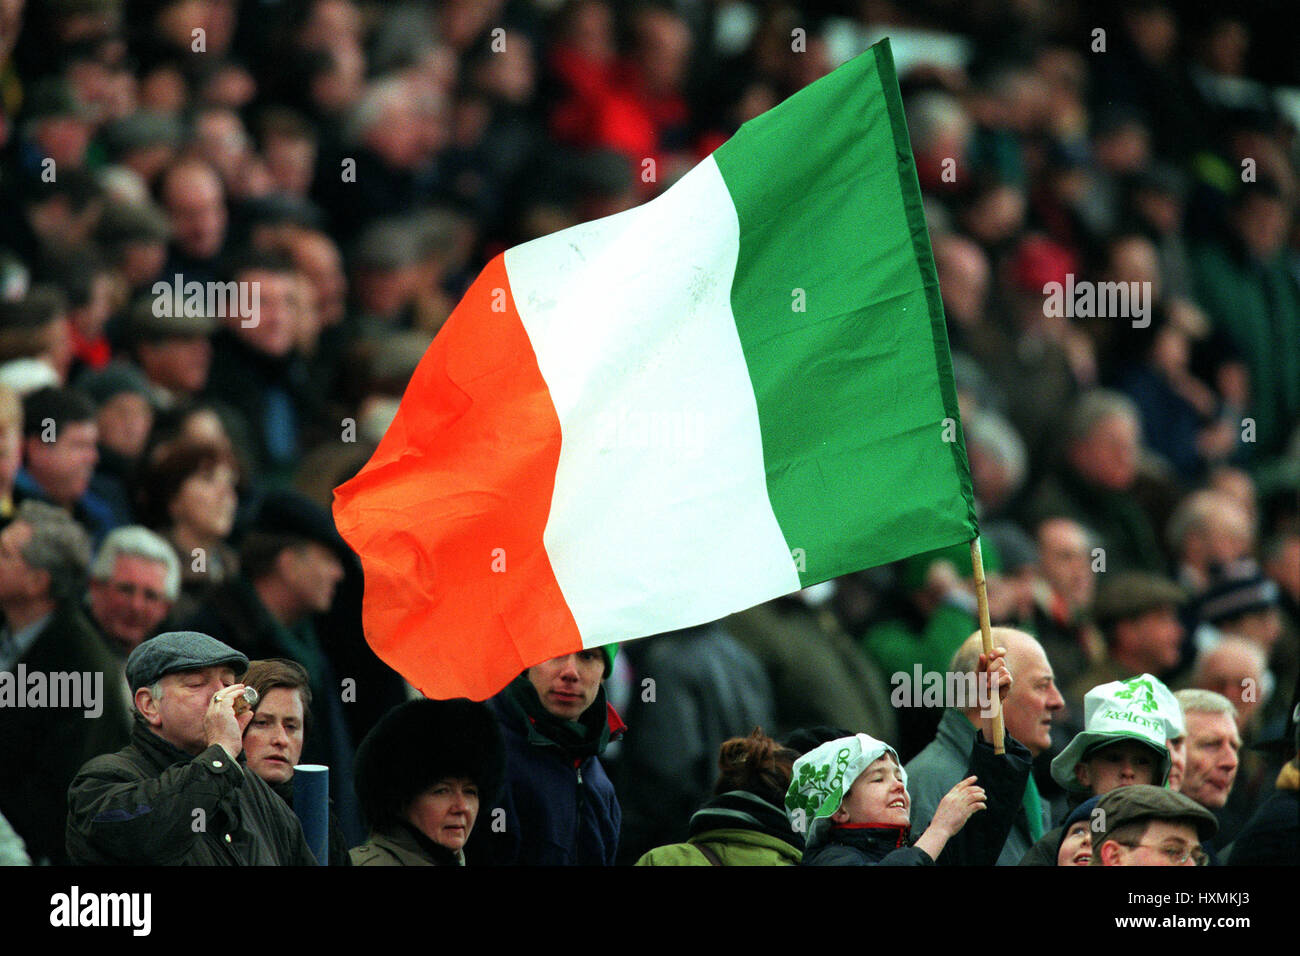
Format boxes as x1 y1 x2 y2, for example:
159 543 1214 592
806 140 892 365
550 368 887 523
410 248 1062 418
713 38 977 584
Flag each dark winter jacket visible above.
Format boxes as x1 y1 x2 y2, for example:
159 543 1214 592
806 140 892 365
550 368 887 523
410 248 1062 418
472 679 624 866
66 719 317 865
183 578 358 837
0 603 133 864
803 824 934 866
907 709 1048 866
268 778 352 866
805 730 1033 866
1227 761 1299 866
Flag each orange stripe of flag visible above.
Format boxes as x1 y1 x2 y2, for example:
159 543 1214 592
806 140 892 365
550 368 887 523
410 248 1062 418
332 255 582 699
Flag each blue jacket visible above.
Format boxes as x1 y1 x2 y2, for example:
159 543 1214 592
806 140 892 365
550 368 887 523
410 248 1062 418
473 692 623 866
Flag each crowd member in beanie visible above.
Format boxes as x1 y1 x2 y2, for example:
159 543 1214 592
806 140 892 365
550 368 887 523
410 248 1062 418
788 647 1031 865
1054 795 1101 866
473 648 625 866
66 631 316 865
1091 784 1216 866
635 728 802 866
1195 558 1293 740
241 658 350 865
351 698 505 866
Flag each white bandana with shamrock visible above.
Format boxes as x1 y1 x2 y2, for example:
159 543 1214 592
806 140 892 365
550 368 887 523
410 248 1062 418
785 733 907 832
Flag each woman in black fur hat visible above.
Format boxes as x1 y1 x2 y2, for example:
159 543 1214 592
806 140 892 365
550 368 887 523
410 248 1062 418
350 698 505 866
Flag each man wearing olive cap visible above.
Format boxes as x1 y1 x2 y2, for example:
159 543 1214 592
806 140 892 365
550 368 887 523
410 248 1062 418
1092 784 1217 866
1063 571 1186 739
66 630 317 865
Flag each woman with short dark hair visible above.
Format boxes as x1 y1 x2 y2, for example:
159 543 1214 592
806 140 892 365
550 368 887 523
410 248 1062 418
136 438 241 618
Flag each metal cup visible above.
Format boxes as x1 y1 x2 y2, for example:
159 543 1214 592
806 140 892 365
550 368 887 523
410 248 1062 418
219 686 259 715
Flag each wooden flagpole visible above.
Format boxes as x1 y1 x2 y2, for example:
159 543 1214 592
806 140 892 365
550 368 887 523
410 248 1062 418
970 537 1005 754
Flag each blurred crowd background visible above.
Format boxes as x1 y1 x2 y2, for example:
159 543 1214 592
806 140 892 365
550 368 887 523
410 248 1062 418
0 0 1297 865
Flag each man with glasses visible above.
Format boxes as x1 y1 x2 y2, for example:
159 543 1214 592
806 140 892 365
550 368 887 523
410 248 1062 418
1092 784 1217 866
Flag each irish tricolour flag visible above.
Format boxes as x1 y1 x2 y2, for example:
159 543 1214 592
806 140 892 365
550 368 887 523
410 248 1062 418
333 39 977 700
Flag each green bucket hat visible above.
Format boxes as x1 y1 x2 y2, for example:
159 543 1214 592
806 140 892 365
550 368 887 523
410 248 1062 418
1051 674 1178 793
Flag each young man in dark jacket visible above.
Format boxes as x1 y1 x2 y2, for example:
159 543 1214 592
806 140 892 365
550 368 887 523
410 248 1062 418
66 631 317 865
472 647 625 865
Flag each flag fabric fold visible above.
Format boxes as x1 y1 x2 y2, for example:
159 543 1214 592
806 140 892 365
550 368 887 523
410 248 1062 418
333 38 977 700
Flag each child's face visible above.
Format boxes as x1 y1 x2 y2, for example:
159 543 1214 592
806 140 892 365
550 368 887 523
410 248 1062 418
1075 740 1159 795
833 755 909 827
1057 820 1093 866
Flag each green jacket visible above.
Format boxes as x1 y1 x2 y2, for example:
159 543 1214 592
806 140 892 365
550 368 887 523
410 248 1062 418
861 602 977 682
350 823 462 866
636 828 802 866
1189 237 1300 459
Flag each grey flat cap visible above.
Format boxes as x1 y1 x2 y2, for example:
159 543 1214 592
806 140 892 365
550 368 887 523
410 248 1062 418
125 631 249 691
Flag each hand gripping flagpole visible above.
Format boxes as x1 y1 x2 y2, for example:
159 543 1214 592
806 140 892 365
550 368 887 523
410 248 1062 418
970 537 1005 754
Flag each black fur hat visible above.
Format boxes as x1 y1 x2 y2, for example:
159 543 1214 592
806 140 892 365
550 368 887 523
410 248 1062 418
354 699 506 833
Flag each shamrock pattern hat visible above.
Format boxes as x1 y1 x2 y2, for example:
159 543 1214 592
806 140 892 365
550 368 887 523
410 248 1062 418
1051 674 1176 793
785 733 906 829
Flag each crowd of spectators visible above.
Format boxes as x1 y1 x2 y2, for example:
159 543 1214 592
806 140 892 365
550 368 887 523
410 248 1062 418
0 0 1296 867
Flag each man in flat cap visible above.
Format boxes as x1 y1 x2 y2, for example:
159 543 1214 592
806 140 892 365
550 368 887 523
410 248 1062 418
184 489 360 836
124 297 217 409
1091 783 1217 866
1064 571 1186 738
66 630 316 864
